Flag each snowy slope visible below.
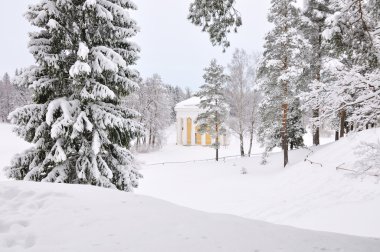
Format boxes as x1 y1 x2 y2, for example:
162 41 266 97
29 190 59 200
1 181 380 252
136 127 380 238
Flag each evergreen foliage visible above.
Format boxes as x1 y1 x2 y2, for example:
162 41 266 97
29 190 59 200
7 0 143 191
188 0 242 51
302 0 380 134
196 59 229 161
257 0 309 167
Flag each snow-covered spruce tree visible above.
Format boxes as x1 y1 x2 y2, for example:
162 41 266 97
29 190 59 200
257 0 309 167
301 0 332 146
226 49 255 157
196 59 229 161
188 0 242 51
7 0 143 191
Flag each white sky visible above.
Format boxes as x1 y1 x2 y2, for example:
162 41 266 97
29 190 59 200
0 0 302 90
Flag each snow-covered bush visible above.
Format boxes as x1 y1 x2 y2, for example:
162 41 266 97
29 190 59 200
354 140 380 178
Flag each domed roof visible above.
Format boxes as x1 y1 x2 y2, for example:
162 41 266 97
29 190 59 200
175 96 201 110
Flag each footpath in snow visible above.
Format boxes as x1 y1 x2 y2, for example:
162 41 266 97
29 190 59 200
136 127 380 238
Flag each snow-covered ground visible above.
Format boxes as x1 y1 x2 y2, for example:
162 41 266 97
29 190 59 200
136 126 380 238
1 181 380 252
1 123 380 251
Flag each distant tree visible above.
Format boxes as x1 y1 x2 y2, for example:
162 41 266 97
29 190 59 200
184 87 192 99
188 0 242 51
226 48 255 157
0 73 13 122
165 84 186 122
196 59 229 161
126 74 171 151
0 72 31 122
7 0 143 191
246 52 262 157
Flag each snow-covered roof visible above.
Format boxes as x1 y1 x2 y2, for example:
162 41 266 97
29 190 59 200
175 96 201 110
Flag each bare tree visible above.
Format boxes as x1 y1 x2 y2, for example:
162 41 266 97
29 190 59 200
226 49 257 157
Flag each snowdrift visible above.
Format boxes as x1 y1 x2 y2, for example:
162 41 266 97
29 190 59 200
136 128 380 238
1 181 379 252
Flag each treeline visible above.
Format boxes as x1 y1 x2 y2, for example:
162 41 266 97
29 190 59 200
125 74 191 152
257 0 380 166
0 71 31 122
189 0 380 167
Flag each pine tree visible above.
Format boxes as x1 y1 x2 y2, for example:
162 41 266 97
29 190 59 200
288 99 306 150
196 59 229 161
303 0 380 133
188 0 242 50
7 0 143 191
258 0 309 167
302 0 332 145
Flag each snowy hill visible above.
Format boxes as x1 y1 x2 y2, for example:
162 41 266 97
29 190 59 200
1 123 380 250
1 181 380 252
136 127 380 238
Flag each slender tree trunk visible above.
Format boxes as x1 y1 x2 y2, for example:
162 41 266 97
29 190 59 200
313 28 322 146
248 122 254 157
281 45 289 167
335 131 339 141
239 132 244 157
215 112 219 162
312 109 320 146
340 109 346 138
282 101 289 167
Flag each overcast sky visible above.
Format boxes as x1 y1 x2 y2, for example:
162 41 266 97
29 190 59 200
0 1 301 90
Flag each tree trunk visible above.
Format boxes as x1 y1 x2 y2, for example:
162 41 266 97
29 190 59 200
312 109 320 146
335 131 339 141
281 48 289 167
215 116 219 162
340 109 346 138
239 133 244 157
248 123 254 157
313 25 322 146
282 102 289 167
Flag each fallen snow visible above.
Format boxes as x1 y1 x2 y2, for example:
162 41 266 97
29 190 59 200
1 123 380 250
1 181 379 252
77 42 89 60
136 127 380 238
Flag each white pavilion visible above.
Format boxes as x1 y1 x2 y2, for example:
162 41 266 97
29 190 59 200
174 97 228 146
